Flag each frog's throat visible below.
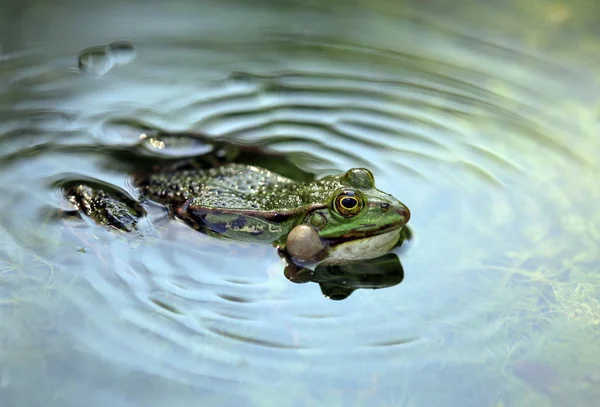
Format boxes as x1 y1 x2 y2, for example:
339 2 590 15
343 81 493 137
322 228 403 263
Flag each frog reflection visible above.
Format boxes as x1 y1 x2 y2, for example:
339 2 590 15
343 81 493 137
58 127 411 272
284 252 405 300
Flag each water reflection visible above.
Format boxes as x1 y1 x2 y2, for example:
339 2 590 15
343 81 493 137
285 253 406 301
1 0 600 406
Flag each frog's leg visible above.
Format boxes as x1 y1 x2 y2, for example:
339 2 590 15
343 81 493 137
62 182 146 233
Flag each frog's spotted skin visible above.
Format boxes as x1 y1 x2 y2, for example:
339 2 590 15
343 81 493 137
65 162 411 263
63 183 146 233
137 163 345 211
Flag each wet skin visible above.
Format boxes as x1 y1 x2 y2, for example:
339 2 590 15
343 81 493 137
64 162 411 265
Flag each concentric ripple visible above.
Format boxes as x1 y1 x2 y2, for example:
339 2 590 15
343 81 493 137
1 1 600 406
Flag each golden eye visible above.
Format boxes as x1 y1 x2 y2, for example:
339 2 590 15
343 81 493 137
334 191 364 217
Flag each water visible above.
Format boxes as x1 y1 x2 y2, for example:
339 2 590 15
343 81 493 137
2 0 600 406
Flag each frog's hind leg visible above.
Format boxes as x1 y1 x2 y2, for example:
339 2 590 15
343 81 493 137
59 178 147 233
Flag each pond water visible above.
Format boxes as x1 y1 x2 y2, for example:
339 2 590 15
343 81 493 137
2 0 600 406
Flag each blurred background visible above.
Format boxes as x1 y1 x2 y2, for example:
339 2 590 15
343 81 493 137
1 0 600 406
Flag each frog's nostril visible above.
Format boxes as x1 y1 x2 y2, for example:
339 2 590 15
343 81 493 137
398 206 411 222
380 202 390 210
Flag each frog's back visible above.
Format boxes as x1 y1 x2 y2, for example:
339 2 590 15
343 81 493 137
137 163 312 211
138 163 338 242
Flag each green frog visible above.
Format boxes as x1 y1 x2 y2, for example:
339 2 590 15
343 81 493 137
62 140 410 266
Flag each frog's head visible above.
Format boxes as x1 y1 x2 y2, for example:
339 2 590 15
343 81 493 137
286 168 410 263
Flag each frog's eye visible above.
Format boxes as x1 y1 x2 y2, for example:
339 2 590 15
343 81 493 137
333 191 364 217
343 168 375 189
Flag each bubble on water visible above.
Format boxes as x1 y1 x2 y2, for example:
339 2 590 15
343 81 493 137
78 46 113 76
78 40 136 76
107 41 136 65
139 133 214 157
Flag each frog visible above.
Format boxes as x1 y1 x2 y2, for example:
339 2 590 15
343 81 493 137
63 161 410 266
58 126 411 267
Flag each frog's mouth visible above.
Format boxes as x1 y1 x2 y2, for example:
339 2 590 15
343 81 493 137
321 222 406 247
318 228 405 263
323 204 410 247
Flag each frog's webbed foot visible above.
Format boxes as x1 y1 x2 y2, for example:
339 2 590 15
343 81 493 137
60 180 146 233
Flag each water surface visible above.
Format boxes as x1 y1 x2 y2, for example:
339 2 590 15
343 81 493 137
2 0 600 406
